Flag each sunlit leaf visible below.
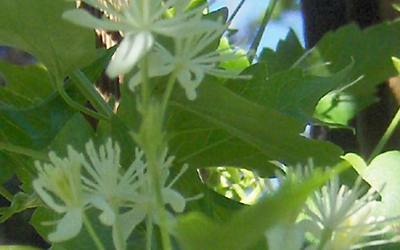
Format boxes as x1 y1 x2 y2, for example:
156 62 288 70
175 168 331 250
343 151 400 218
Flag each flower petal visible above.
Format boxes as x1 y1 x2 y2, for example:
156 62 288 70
176 66 203 100
106 31 154 78
48 208 83 242
89 195 116 226
115 207 147 242
162 188 186 213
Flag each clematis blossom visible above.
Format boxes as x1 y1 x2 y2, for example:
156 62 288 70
63 0 222 77
129 26 251 100
33 147 89 242
303 177 400 250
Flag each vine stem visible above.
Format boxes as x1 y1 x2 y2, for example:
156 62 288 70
55 76 110 121
368 106 400 162
248 0 278 62
70 70 114 119
148 154 173 250
82 213 106 250
138 55 173 250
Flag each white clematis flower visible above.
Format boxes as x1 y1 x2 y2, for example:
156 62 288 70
303 177 399 250
34 139 196 249
33 146 89 242
115 151 193 240
129 26 251 100
63 0 221 78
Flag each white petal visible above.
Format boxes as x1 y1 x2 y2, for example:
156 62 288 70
163 188 186 213
89 195 116 226
106 31 154 78
33 177 68 214
177 67 203 100
48 208 83 242
116 207 147 241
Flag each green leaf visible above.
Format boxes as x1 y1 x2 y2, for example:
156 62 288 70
169 80 343 175
343 151 400 218
259 29 305 75
301 21 400 124
0 0 97 78
228 63 352 123
48 113 95 156
175 168 331 250
0 192 41 224
0 84 85 190
0 62 54 107
0 89 78 150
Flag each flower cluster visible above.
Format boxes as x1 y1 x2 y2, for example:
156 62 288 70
265 167 400 250
33 139 190 250
63 0 249 100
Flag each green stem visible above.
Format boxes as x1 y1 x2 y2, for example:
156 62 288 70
140 56 150 112
70 70 114 119
248 0 278 62
0 142 48 160
147 153 172 250
228 0 247 23
55 77 109 121
161 71 177 119
82 213 106 250
369 106 400 162
0 185 13 202
146 217 153 250
135 54 172 250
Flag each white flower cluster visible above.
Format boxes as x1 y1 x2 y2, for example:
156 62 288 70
33 139 190 249
265 168 400 250
63 0 249 100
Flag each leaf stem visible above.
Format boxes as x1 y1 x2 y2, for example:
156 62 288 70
82 213 106 250
228 0 247 24
55 76 109 121
368 106 400 162
248 0 278 62
70 70 114 119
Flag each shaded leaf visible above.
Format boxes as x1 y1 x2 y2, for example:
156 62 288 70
0 62 54 107
0 0 97 78
302 21 400 124
169 80 342 175
228 63 352 123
